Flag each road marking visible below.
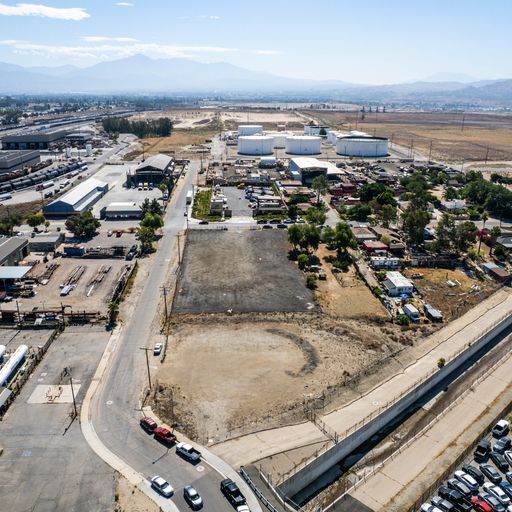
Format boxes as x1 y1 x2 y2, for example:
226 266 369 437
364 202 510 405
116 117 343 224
106 400 113 405
21 450 31 457
196 465 205 472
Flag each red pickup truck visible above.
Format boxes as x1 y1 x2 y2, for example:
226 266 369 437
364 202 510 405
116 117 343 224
154 427 177 445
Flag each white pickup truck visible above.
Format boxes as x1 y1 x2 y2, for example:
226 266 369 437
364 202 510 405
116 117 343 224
176 442 201 463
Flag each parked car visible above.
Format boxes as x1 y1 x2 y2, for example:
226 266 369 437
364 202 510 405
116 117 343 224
504 451 512 467
475 439 492 461
478 491 506 512
493 420 510 439
470 497 492 512
151 476 174 498
490 452 509 472
421 504 443 512
153 343 163 356
506 472 512 485
176 442 201 463
220 479 246 507
183 485 203 510
494 438 512 454
438 486 469 510
139 417 157 433
262 225 273 229
154 427 177 446
483 483 510 506
431 496 454 512
269 219 281 224
454 470 479 493
499 482 512 499
198 220 209 225
463 464 485 485
256 219 266 224
276 224 288 229
480 464 503 484
447 478 471 499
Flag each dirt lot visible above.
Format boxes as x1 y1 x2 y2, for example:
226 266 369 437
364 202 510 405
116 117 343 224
309 110 512 162
314 245 388 320
403 267 499 321
19 255 131 311
154 312 409 443
115 477 159 512
173 230 315 314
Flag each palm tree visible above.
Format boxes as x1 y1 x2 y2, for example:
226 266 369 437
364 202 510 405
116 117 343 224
107 301 119 325
478 211 489 255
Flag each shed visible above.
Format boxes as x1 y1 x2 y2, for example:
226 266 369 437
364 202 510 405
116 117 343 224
100 202 143 220
362 240 388 253
424 303 443 322
351 227 377 244
0 237 29 266
28 233 64 252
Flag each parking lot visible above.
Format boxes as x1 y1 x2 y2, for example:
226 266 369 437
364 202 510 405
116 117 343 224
173 229 314 314
221 186 252 217
0 326 115 512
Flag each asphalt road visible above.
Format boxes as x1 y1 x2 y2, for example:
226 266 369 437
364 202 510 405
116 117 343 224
91 161 236 512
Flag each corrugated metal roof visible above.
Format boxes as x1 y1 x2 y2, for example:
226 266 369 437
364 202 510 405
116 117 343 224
0 237 28 264
48 178 107 209
136 154 173 172
384 271 413 289
0 266 31 279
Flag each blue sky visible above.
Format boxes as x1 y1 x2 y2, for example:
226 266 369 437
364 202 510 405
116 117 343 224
0 0 510 84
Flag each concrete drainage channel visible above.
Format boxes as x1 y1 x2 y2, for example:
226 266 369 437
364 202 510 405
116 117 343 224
274 312 512 508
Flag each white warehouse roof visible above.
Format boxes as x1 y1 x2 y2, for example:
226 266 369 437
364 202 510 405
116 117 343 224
384 271 413 288
56 178 107 208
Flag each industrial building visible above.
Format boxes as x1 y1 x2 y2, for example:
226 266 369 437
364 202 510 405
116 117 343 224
43 178 108 217
0 237 29 266
336 132 389 157
0 150 40 173
289 157 341 185
285 136 322 155
382 271 414 296
1 127 70 150
28 233 64 252
303 124 329 136
238 125 263 136
65 132 93 145
134 154 173 183
100 202 143 220
238 135 274 156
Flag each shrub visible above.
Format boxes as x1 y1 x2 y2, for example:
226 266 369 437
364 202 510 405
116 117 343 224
437 357 446 368
297 253 309 270
395 313 410 326
306 274 317 289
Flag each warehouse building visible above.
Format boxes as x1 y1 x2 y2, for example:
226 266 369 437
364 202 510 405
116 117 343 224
382 271 414 296
100 202 143 220
0 237 29 266
1 128 70 150
336 132 389 157
0 150 40 173
134 154 173 183
303 124 329 136
238 125 263 136
43 178 108 217
289 157 341 185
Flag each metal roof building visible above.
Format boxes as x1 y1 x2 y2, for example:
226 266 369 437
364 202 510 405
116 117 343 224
43 178 108 217
0 150 40 172
100 202 143 220
134 154 173 183
1 127 70 150
382 271 414 296
0 237 29 266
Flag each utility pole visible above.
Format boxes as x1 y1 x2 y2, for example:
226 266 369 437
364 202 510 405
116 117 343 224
139 347 152 390
461 114 466 132
176 233 182 266
69 373 78 418
485 146 490 164
428 140 433 162
161 287 168 322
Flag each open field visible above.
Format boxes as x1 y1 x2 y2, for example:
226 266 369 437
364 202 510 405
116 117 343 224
173 230 315 314
309 110 512 162
154 312 409 443
403 267 499 322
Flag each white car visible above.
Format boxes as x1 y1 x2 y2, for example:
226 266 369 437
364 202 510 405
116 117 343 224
483 482 510 505
153 343 163 356
151 475 174 497
454 470 479 492
420 505 442 512
237 506 251 512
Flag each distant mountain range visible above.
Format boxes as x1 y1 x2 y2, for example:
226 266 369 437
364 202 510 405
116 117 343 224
1 55 511 106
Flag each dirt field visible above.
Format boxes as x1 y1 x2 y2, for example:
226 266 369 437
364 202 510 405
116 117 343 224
173 230 315 314
314 245 388 319
19 255 131 311
115 477 159 512
154 312 409 443
403 267 499 321
309 110 512 162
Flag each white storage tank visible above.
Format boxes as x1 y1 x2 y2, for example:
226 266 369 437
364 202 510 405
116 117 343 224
285 136 322 155
336 135 389 157
0 344 5 363
238 135 274 156
267 132 289 149
85 144 93 157
238 125 263 136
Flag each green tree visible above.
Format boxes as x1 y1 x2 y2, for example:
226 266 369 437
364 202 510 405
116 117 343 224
478 211 489 255
65 211 100 239
348 203 372 221
140 212 164 230
402 207 430 245
321 225 335 246
288 224 302 249
107 301 119 325
27 213 46 232
311 175 329 206
137 226 156 253
287 204 298 220
331 221 357 258
455 221 477 253
149 198 163 216
305 207 327 226
297 253 309 270
376 204 397 228
318 127 327 136
444 187 459 201
489 226 502 256
494 245 507 261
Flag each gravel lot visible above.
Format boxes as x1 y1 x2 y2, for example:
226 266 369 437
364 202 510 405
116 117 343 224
173 230 314 314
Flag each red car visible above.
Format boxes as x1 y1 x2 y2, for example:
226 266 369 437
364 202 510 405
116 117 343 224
140 417 157 433
471 497 492 512
154 427 177 445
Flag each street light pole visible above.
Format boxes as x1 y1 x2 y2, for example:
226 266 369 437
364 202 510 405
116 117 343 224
69 374 78 418
139 347 152 390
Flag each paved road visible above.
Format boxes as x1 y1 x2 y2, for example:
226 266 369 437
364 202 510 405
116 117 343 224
0 327 115 512
89 161 237 512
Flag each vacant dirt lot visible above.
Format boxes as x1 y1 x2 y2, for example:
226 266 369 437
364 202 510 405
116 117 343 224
310 110 512 162
173 230 315 314
403 267 499 321
154 312 409 443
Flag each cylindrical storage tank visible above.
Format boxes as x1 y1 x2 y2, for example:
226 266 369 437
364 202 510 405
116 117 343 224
238 135 274 156
0 344 28 387
65 147 72 158
267 132 288 149
0 345 5 363
285 136 322 155
85 144 93 157
238 125 263 136
336 137 389 157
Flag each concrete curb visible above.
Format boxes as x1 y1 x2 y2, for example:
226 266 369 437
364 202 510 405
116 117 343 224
80 326 180 512
144 406 263 512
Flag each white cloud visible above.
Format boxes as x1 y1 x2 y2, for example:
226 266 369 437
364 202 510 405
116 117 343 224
115 2 134 6
0 3 89 20
253 50 281 55
83 36 138 43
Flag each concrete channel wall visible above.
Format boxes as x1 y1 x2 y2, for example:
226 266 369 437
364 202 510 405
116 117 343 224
278 312 512 499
